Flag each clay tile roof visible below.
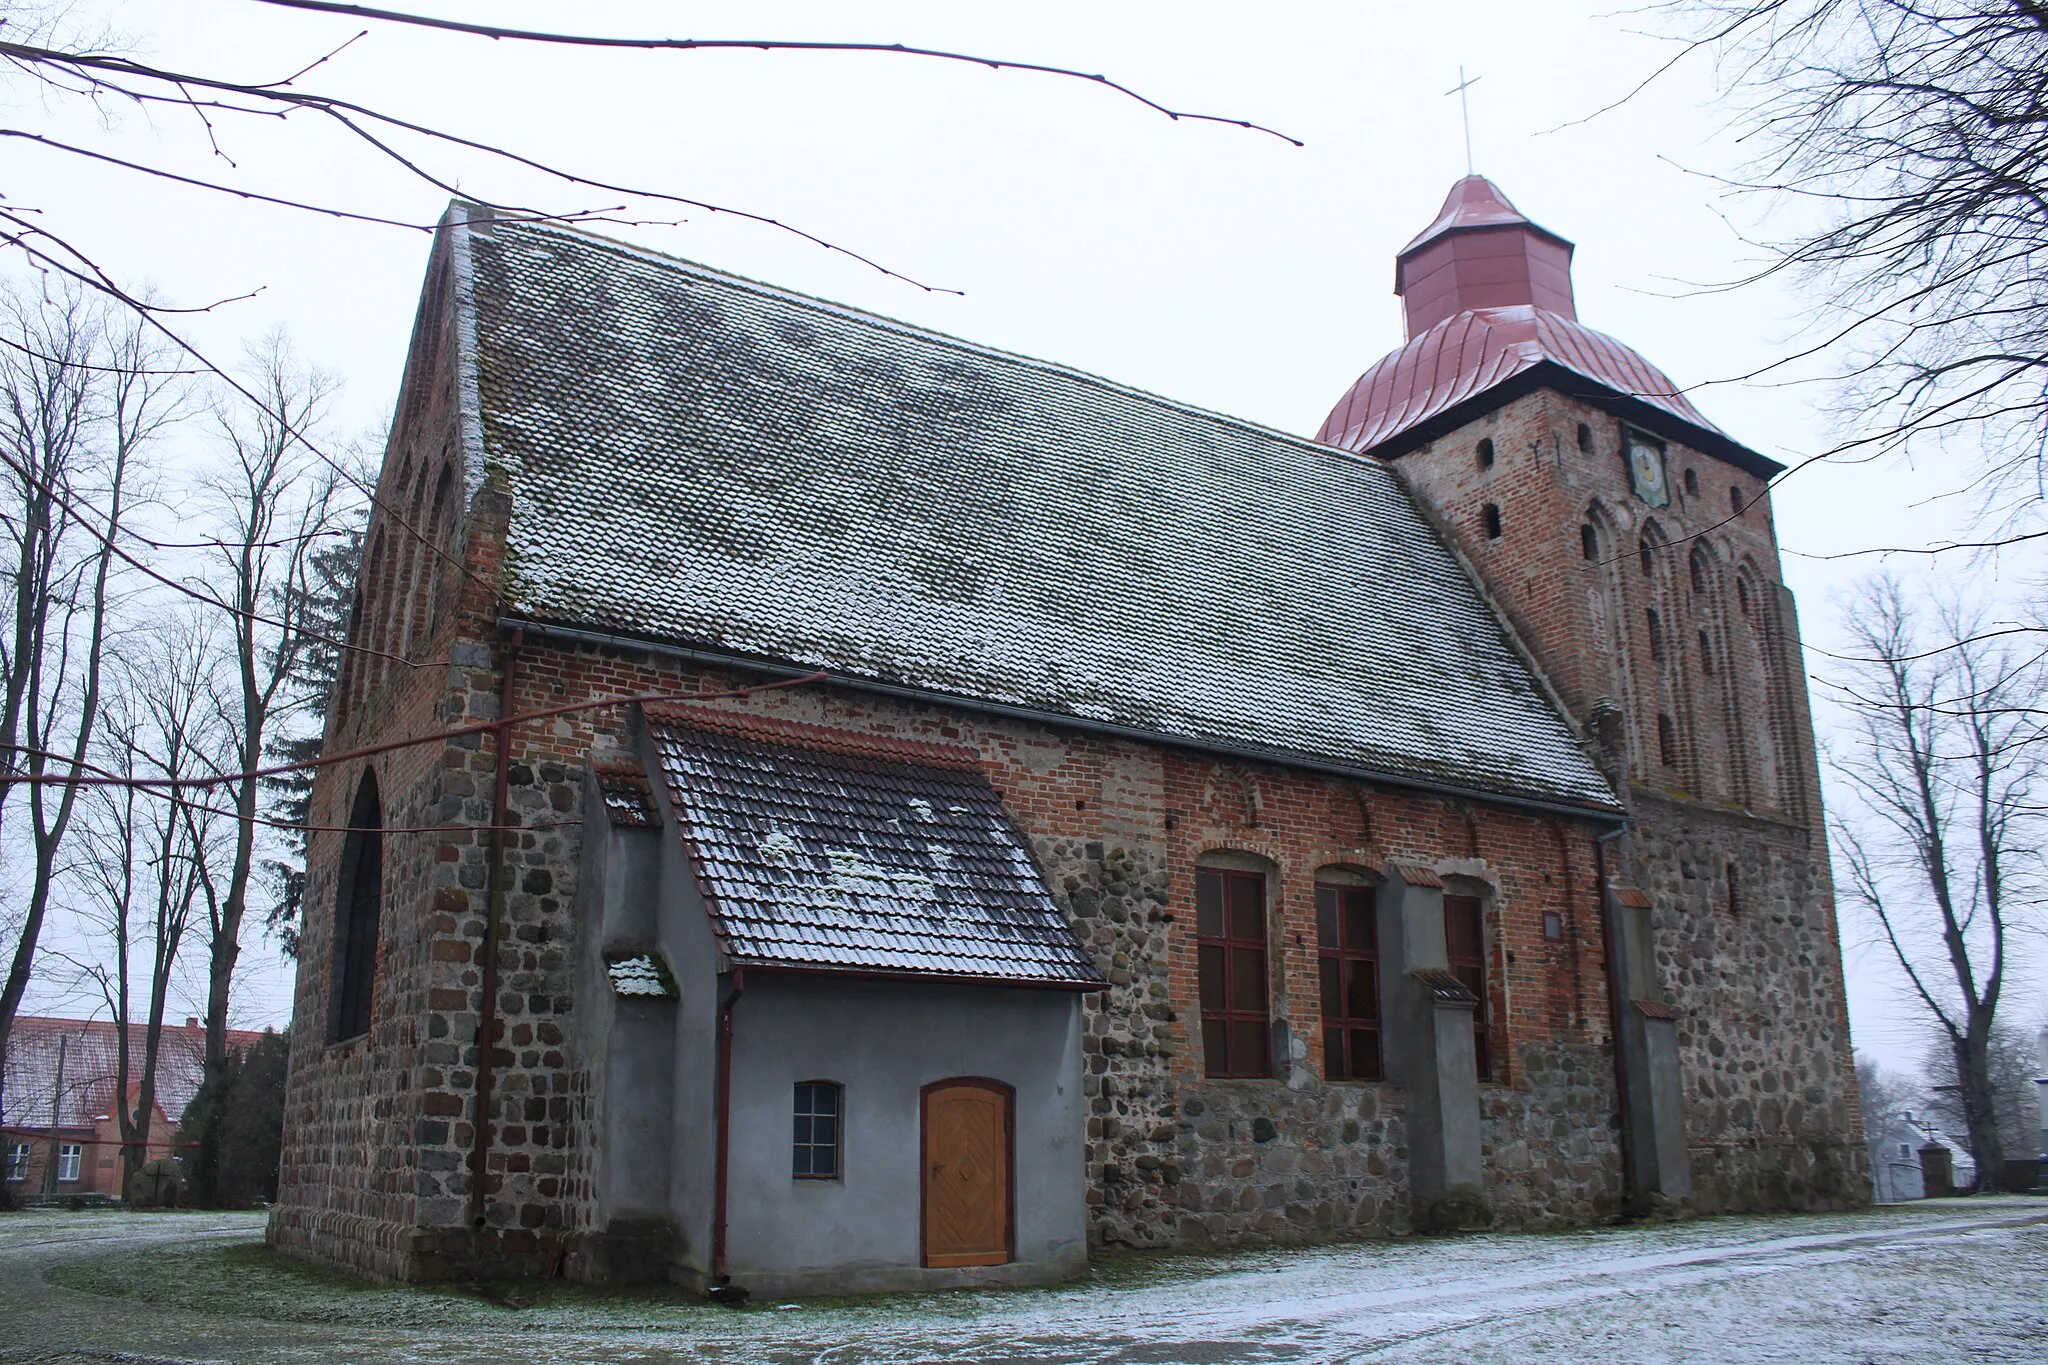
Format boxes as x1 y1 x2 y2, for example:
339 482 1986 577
594 762 660 827
1385 860 1445 888
1611 886 1654 909
643 712 1105 989
454 211 1621 816
1 1016 266 1129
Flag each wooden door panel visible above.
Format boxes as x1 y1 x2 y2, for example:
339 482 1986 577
922 1080 1012 1268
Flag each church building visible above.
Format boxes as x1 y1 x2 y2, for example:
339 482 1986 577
271 175 1867 1291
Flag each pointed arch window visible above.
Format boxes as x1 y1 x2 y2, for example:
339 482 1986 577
331 770 384 1042
1657 714 1678 769
1581 524 1599 561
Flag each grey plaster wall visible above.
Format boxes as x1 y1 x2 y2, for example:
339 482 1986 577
722 974 1087 1296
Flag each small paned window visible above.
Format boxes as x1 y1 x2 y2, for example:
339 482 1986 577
1476 438 1495 469
1316 883 1382 1082
1577 422 1594 454
792 1081 842 1178
1699 631 1715 675
1646 609 1664 662
1683 468 1700 497
4 1142 28 1181
1731 486 1746 512
1900 1143 1912 1158
1658 714 1678 768
57 1143 82 1183
1482 503 1502 539
1444 895 1493 1081
1638 539 1654 577
1542 910 1564 941
1581 524 1599 561
1197 868 1272 1079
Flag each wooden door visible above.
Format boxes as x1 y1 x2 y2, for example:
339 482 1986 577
921 1079 1013 1268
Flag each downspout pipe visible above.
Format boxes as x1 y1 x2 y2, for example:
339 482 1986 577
468 626 524 1236
712 967 746 1279
1593 821 1637 1203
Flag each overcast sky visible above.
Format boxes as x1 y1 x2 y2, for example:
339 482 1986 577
12 1 2040 1075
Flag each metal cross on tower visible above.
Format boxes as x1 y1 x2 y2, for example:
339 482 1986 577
1446 67 1482 176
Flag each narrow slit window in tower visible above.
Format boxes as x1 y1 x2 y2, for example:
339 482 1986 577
1476 437 1495 469
1482 503 1502 539
1581 524 1598 561
1657 714 1678 768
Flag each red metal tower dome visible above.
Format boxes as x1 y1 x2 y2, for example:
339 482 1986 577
1318 176 1776 478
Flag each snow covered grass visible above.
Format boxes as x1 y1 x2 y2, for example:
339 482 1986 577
11 1199 2048 1362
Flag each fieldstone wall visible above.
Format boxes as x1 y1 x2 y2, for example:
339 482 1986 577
1625 797 1868 1212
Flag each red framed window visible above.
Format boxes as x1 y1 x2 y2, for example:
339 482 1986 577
1444 894 1494 1081
1196 868 1271 1078
1316 883 1382 1081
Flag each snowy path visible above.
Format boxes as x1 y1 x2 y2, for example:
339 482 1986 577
1 1200 2044 1363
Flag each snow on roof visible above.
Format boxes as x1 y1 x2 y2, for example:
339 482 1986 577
455 211 1620 815
645 711 1105 988
0 1016 266 1129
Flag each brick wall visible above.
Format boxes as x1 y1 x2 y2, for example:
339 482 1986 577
1385 390 1867 1211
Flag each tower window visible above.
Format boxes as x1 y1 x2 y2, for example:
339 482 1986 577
1699 631 1715 675
1727 862 1741 916
1577 422 1593 454
1731 486 1746 512
1476 437 1495 469
1683 468 1700 497
1738 579 1751 615
1646 608 1664 662
1580 524 1598 561
1482 503 1502 539
1657 714 1678 768
1638 539 1653 577
1690 556 1707 592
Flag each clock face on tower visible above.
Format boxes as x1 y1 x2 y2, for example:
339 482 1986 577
1626 431 1670 508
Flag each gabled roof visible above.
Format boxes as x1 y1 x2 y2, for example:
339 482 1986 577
453 211 1621 815
1316 305 1783 478
644 708 1105 988
1 1016 265 1128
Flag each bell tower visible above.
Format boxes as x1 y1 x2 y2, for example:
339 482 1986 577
1316 176 1867 1216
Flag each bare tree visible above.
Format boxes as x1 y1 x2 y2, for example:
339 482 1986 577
183 335 344 1206
0 283 179 1140
1827 574 2045 1190
1666 1 2048 534
60 621 223 1195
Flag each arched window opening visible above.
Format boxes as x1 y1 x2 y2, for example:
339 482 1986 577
1683 467 1700 497
1738 578 1752 616
1699 631 1715 675
1444 894 1494 1081
1731 485 1746 513
1476 437 1495 469
1646 608 1664 662
1580 524 1599 561
1690 556 1707 592
1657 714 1678 769
1638 539 1654 577
414 464 456 650
1577 422 1593 454
1196 865 1271 1079
1482 503 1502 539
330 770 384 1042
1316 878 1382 1081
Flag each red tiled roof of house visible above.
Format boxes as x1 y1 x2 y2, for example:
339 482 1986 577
1 1015 268 1129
